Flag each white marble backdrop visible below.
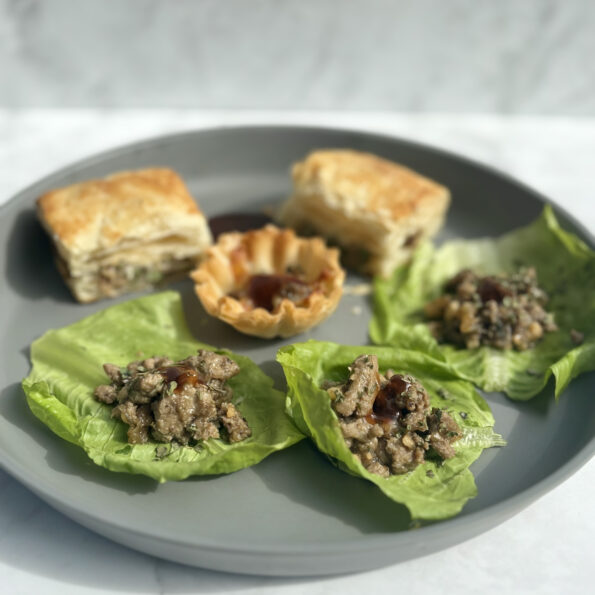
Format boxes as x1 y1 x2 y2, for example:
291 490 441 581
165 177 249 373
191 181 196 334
1 0 594 114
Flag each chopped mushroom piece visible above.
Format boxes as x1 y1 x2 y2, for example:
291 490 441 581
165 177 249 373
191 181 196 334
93 350 251 446
327 354 462 477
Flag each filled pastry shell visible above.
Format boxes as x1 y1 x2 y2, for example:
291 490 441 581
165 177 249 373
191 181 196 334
191 225 345 338
36 168 212 303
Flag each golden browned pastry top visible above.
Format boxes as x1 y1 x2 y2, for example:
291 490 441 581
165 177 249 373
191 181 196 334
292 149 449 221
37 168 206 256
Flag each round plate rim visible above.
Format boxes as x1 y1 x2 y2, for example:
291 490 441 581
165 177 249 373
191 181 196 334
1 123 594 559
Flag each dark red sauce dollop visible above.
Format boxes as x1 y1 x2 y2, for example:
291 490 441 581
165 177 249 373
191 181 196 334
366 374 410 425
477 278 511 303
158 365 200 393
209 213 273 240
246 274 310 311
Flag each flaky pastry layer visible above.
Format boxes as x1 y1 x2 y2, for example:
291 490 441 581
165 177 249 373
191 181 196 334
278 149 450 277
36 168 212 302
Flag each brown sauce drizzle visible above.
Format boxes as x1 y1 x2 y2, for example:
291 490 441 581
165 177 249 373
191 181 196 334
246 274 310 311
477 278 511 303
403 230 421 248
157 365 200 393
209 213 273 240
366 374 411 425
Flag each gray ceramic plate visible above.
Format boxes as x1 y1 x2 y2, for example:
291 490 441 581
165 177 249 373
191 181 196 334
1 126 594 577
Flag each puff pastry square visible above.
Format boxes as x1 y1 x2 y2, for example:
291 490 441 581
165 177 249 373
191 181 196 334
278 150 451 277
37 168 212 302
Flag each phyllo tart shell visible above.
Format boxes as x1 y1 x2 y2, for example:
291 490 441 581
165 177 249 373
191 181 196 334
190 225 345 338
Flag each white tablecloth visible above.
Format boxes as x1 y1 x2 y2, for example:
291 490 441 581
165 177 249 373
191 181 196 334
1 110 593 595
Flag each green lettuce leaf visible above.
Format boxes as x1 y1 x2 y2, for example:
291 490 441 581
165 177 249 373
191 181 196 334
370 206 595 400
22 291 303 482
277 341 505 521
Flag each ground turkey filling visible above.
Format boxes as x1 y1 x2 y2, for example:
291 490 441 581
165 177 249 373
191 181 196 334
231 273 314 312
424 267 557 350
327 354 462 478
93 350 251 446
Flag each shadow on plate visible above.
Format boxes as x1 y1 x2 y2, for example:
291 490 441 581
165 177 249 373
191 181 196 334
251 440 411 534
5 209 73 302
258 359 287 391
178 282 291 356
465 372 595 513
481 375 556 418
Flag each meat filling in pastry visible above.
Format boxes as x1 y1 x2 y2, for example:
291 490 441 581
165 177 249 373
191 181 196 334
230 271 315 312
191 225 345 338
